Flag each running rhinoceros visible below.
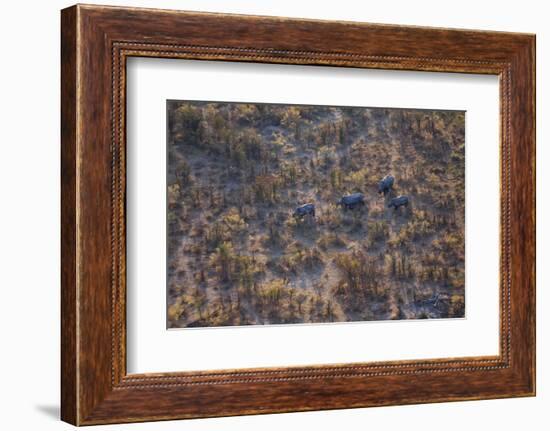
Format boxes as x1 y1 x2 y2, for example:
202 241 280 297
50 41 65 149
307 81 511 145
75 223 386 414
293 203 316 218
378 174 395 195
338 192 365 210
388 195 409 210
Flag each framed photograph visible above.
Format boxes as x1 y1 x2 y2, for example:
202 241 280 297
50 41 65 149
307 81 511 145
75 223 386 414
61 4 535 425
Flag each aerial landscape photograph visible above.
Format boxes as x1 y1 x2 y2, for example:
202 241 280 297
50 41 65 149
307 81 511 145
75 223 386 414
166 100 466 329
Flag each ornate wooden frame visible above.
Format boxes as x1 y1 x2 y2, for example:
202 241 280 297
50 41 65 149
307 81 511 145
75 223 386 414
61 4 535 425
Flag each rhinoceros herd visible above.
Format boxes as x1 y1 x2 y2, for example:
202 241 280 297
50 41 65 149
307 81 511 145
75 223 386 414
293 174 410 219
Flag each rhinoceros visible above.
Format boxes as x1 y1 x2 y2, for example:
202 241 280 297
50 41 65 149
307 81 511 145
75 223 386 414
293 203 315 218
378 175 395 195
388 195 409 210
338 192 365 210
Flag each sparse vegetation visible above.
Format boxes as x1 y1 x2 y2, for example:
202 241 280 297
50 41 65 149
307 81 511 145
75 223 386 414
167 101 465 327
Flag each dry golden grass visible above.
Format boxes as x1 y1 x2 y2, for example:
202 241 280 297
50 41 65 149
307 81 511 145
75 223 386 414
166 102 465 327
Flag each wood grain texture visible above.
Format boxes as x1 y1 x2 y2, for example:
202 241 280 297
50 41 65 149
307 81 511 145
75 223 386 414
60 5 78 425
60 4 535 425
